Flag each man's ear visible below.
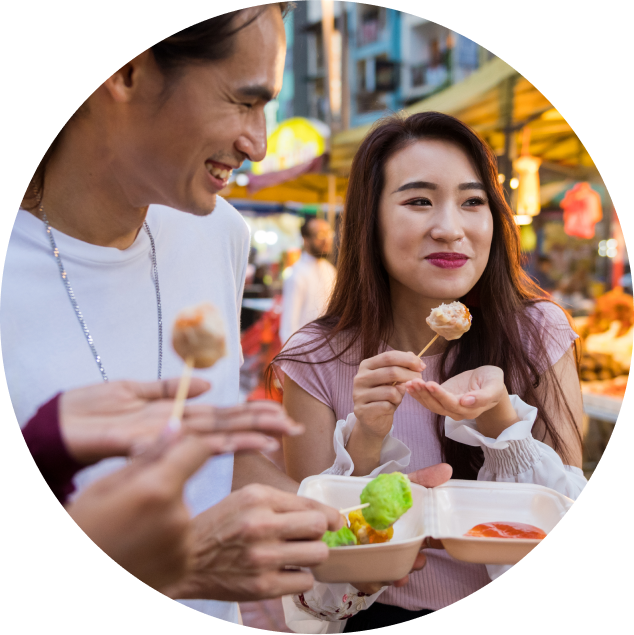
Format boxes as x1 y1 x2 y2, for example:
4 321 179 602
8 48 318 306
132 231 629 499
102 50 155 103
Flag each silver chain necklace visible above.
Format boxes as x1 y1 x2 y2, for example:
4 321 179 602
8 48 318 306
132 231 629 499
38 204 163 382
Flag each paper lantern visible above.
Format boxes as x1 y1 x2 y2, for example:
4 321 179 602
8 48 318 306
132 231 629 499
520 223 537 252
560 182 603 239
513 155 542 216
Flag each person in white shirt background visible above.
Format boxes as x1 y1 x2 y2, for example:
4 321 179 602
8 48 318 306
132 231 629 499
280 217 336 344
2 3 346 623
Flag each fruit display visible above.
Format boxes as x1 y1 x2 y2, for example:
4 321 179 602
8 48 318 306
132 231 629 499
579 350 627 382
581 287 633 338
582 375 628 399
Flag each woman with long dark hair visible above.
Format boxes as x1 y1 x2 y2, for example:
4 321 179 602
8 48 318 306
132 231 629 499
269 111 586 631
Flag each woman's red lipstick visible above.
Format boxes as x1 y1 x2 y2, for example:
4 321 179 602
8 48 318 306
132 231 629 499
425 252 469 269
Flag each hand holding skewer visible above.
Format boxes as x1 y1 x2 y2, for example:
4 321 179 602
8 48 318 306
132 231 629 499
392 301 472 386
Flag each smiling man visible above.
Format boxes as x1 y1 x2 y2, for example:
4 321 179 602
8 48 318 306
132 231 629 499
1 3 349 624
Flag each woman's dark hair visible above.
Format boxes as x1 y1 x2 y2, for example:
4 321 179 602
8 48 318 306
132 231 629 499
268 111 582 479
22 2 293 211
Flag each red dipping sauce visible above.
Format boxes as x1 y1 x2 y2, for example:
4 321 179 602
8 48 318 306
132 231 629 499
465 522 547 540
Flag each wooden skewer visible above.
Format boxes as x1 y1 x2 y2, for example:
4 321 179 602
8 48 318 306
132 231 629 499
167 355 194 432
416 333 440 358
391 333 440 386
339 502 370 515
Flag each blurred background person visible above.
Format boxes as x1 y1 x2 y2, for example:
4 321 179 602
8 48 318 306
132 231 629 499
280 217 335 343
532 255 556 293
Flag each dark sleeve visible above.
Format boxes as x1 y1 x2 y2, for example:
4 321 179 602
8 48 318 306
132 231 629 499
0 367 96 610
21 394 85 504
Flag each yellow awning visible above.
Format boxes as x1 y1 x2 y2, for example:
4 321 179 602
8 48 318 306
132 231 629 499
331 55 634 175
221 173 348 205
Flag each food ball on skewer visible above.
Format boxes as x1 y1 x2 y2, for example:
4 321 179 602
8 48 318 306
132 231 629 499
360 472 413 531
348 509 394 544
322 525 359 547
426 301 472 341
172 303 227 368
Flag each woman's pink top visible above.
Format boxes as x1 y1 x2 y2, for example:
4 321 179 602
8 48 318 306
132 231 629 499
274 301 578 611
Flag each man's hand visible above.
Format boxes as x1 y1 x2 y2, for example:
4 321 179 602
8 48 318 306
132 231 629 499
67 432 220 591
351 463 452 595
59 379 303 463
161 484 344 601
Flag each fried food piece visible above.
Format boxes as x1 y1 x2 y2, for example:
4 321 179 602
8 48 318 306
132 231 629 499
172 303 227 368
348 509 394 544
360 472 413 531
322 525 358 547
426 301 472 340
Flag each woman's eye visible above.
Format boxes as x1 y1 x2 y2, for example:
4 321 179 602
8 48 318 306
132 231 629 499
464 197 486 207
406 198 432 207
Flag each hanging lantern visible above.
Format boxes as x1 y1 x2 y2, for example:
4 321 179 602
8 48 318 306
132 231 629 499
520 223 537 252
560 182 603 239
513 128 541 217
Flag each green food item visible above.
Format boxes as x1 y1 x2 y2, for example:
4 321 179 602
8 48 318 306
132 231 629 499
360 472 413 530
322 526 358 548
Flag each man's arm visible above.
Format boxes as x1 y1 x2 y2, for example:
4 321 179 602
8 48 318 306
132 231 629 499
232 451 300 493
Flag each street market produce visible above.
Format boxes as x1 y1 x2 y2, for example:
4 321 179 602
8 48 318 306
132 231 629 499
582 375 628 399
360 472 413 531
465 522 546 540
426 301 472 341
322 525 358 547
172 302 227 369
583 287 633 337
579 350 626 382
348 509 394 544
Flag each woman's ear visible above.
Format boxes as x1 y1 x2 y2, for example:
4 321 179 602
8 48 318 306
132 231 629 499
102 50 154 103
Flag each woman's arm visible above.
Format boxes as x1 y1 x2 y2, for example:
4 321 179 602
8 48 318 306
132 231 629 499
532 346 584 468
282 376 338 482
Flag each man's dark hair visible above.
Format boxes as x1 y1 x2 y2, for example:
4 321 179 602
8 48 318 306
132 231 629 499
23 3 294 210
300 217 316 239
152 3 293 75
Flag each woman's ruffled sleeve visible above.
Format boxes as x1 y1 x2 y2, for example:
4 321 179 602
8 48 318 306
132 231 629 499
322 413 411 477
445 394 587 580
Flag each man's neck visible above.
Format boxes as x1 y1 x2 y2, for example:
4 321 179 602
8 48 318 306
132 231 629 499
33 130 148 250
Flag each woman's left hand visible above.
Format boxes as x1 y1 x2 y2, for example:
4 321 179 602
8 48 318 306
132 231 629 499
404 366 519 436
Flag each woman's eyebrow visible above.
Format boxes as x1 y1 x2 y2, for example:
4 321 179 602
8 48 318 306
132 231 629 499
458 181 486 191
391 180 437 194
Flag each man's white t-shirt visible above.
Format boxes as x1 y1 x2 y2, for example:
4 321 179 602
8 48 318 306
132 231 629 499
279 251 336 343
1 199 250 623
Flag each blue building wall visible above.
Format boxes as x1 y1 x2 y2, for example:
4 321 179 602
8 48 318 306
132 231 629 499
347 6 402 128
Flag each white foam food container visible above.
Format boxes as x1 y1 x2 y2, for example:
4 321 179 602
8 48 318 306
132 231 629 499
298 474 574 584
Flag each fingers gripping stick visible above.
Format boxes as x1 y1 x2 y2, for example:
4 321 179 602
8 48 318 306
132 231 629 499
391 333 439 387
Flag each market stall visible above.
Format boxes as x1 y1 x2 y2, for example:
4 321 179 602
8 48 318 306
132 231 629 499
575 287 632 474
218 118 346 403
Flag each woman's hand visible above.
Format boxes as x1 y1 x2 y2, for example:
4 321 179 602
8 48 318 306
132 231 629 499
348 352 425 475
352 351 425 438
59 379 303 464
404 366 520 438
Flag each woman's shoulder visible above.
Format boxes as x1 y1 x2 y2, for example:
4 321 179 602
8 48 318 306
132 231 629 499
523 300 574 331
281 325 359 364
521 300 579 371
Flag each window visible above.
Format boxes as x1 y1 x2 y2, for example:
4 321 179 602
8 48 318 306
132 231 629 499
356 4 386 46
